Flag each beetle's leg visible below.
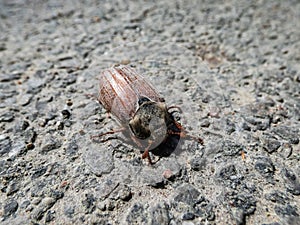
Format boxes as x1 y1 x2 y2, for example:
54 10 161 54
168 105 183 113
185 133 204 145
142 140 153 165
168 121 204 145
168 129 204 145
167 129 184 137
90 127 126 140
174 120 183 130
130 135 143 148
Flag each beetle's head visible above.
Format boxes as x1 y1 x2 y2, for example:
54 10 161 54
129 97 171 145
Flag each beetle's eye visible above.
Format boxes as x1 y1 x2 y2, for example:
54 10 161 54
138 96 151 106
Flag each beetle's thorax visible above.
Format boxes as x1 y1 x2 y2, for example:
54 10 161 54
129 100 172 141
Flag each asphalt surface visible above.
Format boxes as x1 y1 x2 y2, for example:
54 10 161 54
0 0 299 224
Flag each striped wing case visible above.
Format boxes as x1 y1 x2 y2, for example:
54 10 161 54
98 65 164 123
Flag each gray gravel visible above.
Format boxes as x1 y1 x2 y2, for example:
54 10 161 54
0 0 299 224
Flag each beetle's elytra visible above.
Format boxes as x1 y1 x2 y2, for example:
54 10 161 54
95 64 203 164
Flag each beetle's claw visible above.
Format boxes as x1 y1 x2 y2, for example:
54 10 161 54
142 150 153 165
142 142 154 165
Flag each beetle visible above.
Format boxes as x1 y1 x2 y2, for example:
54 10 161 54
93 64 203 164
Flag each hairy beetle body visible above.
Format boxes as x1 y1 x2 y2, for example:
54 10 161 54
96 64 203 164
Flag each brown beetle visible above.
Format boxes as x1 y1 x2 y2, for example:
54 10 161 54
93 64 203 164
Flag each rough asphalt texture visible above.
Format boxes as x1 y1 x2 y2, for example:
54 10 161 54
0 0 299 224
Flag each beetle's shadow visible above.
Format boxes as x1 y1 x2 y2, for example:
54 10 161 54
150 134 181 157
150 119 184 157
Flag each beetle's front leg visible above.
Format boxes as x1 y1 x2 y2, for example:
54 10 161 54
130 135 143 148
142 140 153 165
168 121 204 145
168 105 183 113
90 127 126 141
